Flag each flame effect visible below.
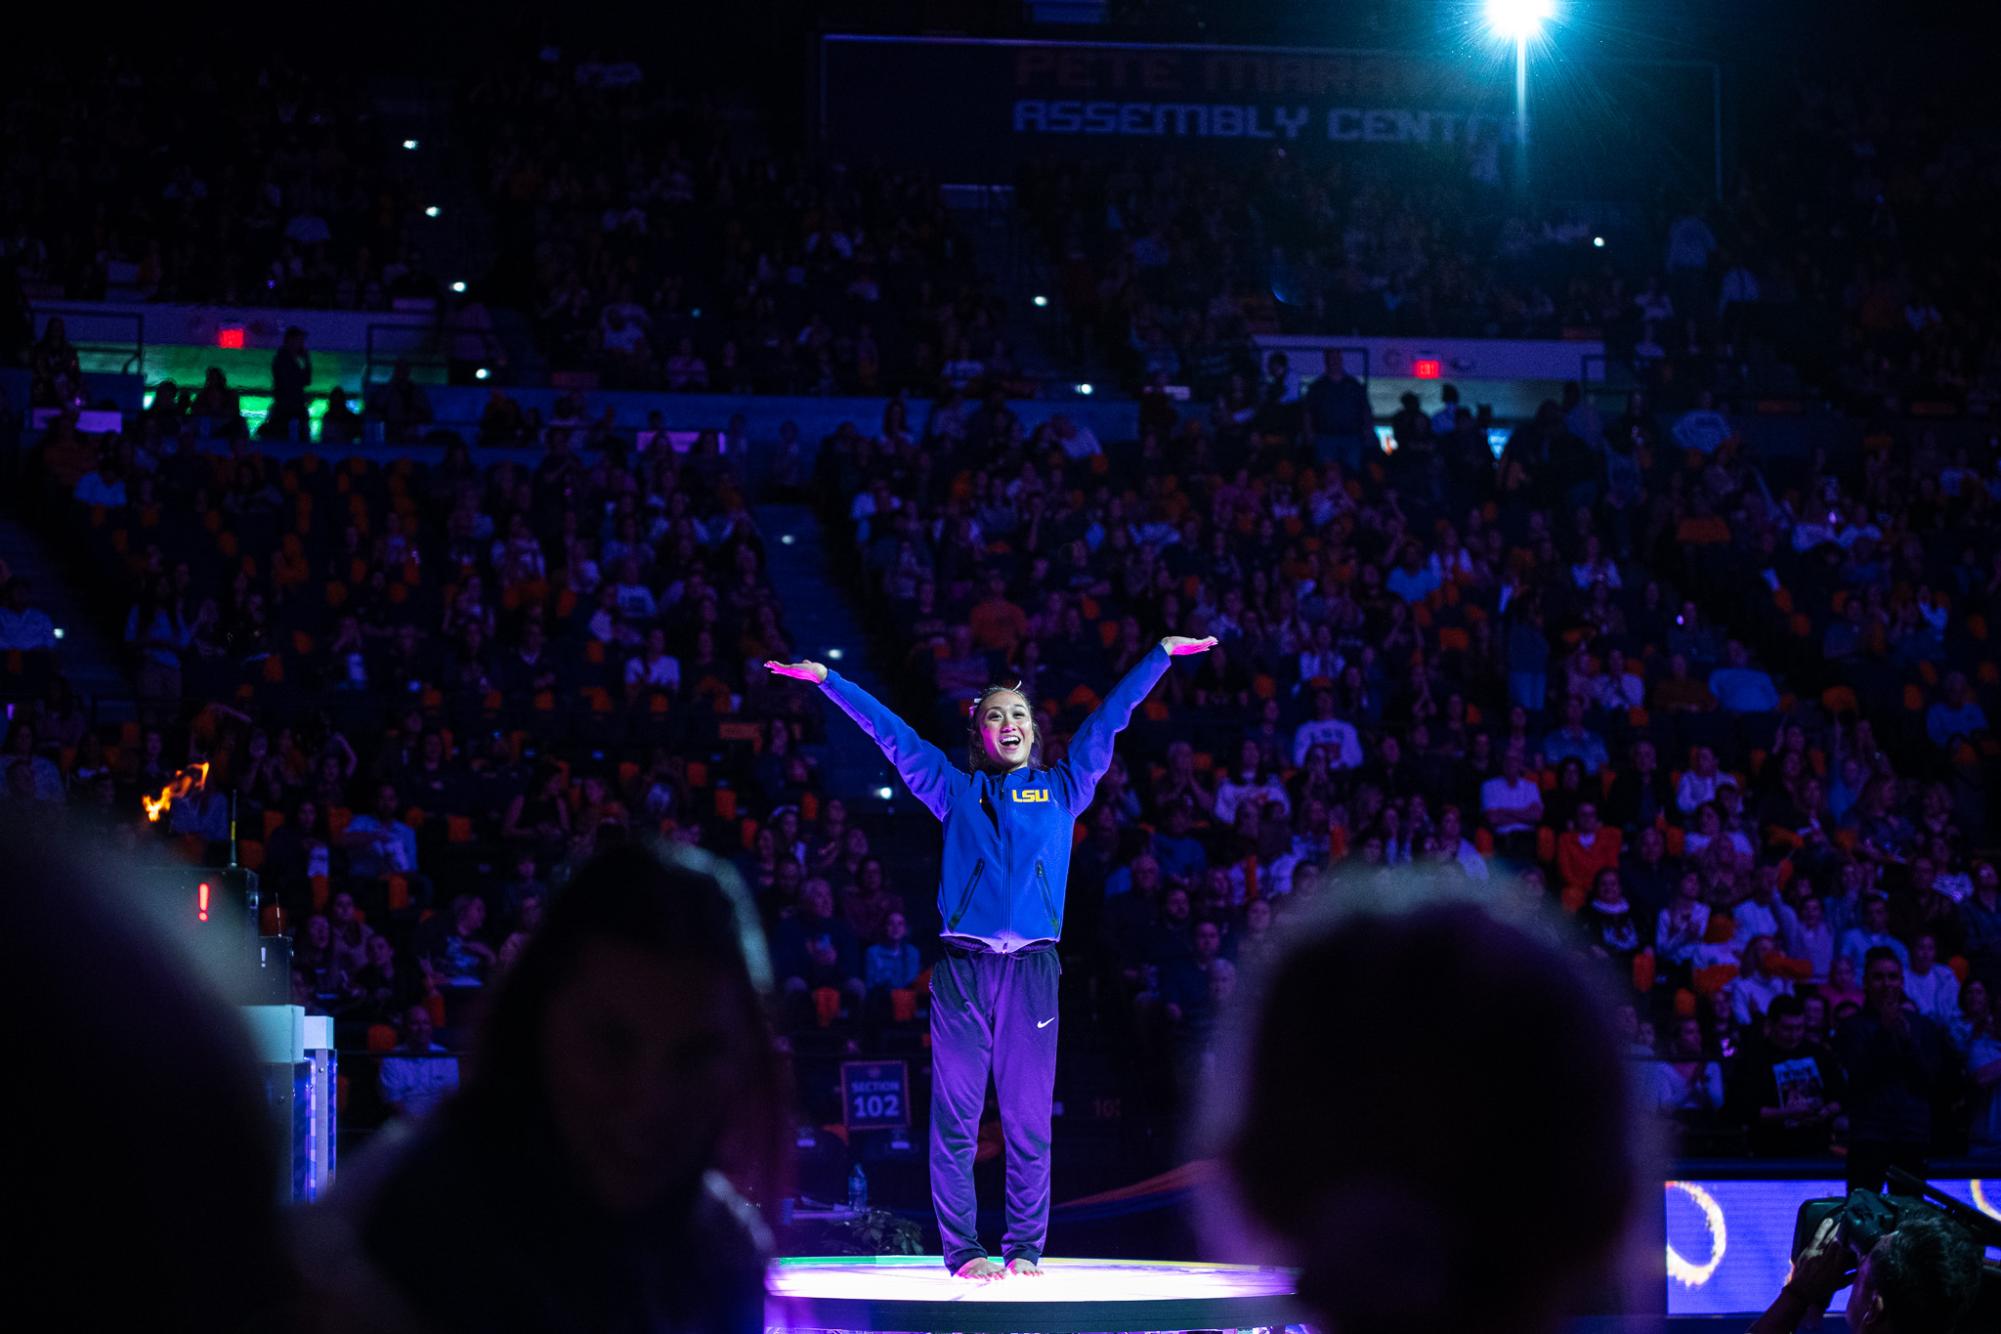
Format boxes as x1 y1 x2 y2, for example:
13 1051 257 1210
142 762 210 823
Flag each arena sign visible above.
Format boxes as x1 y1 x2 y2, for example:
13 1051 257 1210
819 35 1720 194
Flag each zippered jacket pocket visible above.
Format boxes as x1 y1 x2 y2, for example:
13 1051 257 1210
948 859 986 929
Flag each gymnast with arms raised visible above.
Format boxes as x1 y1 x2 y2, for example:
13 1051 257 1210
768 633 1215 1280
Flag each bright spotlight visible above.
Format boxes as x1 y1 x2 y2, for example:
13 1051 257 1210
826 648 845 661
1484 0 1552 40
450 280 467 294
401 138 420 151
1075 382 1094 396
1592 235 1606 248
876 786 894 801
424 205 441 219
1031 294 1049 308
474 367 491 381
780 533 796 546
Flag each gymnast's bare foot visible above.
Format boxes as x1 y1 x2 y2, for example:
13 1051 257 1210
955 1257 1005 1281
1005 1257 1043 1277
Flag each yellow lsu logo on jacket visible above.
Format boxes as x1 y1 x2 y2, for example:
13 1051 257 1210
1010 789 1051 803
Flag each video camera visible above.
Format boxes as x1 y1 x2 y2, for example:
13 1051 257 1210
1792 1169 2001 1327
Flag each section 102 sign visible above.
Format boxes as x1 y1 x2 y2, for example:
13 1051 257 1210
840 1060 910 1132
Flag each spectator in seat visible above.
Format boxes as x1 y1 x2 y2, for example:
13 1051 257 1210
0 578 57 652
503 763 573 863
1384 540 1441 605
968 573 1030 658
1730 935 1794 1027
344 780 420 883
624 626 681 700
1732 864 1800 957
1839 895 1910 976
1901 932 1960 1023
1733 993 1844 1158
1579 868 1642 970
74 455 128 509
351 933 423 1026
418 895 497 990
771 878 863 1012
1707 640 1780 715
1542 695 1609 774
1213 740 1290 826
327 891 377 981
1653 653 1718 717
1652 1014 1726 1125
1925 671 1989 750
1291 690 1362 770
1675 746 1723 815
1149 801 1209 884
1557 801 1622 902
1836 947 1956 1191
1963 859 2001 995
1479 745 1543 860
320 387 361 445
1159 918 1227 1030
366 359 434 443
864 911 920 996
378 1003 459 1122
2 721 62 804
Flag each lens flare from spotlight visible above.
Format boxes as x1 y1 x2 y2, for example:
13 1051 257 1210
1485 0 1553 40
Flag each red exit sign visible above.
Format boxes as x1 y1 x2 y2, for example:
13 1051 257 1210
1412 358 1442 379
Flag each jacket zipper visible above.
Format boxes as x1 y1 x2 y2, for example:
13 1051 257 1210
1036 859 1059 932
949 859 986 930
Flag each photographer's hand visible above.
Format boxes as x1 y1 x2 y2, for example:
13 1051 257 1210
1749 1216 1856 1334
1789 1216 1857 1304
1750 1216 1856 1334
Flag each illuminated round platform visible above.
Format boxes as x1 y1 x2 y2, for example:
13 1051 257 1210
765 1255 1304 1332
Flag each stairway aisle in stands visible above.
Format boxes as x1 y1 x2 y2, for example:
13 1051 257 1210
755 502 905 807
0 520 133 722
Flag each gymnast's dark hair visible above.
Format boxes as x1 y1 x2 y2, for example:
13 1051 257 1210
966 679 1044 771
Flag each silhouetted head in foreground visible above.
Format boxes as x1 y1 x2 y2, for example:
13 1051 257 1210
1207 890 1643 1334
4 818 296 1331
326 841 788 1334
450 839 787 1212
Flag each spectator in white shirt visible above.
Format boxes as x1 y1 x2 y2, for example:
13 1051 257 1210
1902 932 1960 1023
1480 747 1543 858
378 1005 459 1122
1656 871 1712 968
1729 935 1794 1027
1291 689 1363 769
1592 647 1646 712
0 579 58 652
1213 741 1291 826
1676 746 1722 814
623 627 681 698
1435 805 1488 881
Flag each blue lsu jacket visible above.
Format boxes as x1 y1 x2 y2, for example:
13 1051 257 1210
818 644 1172 953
